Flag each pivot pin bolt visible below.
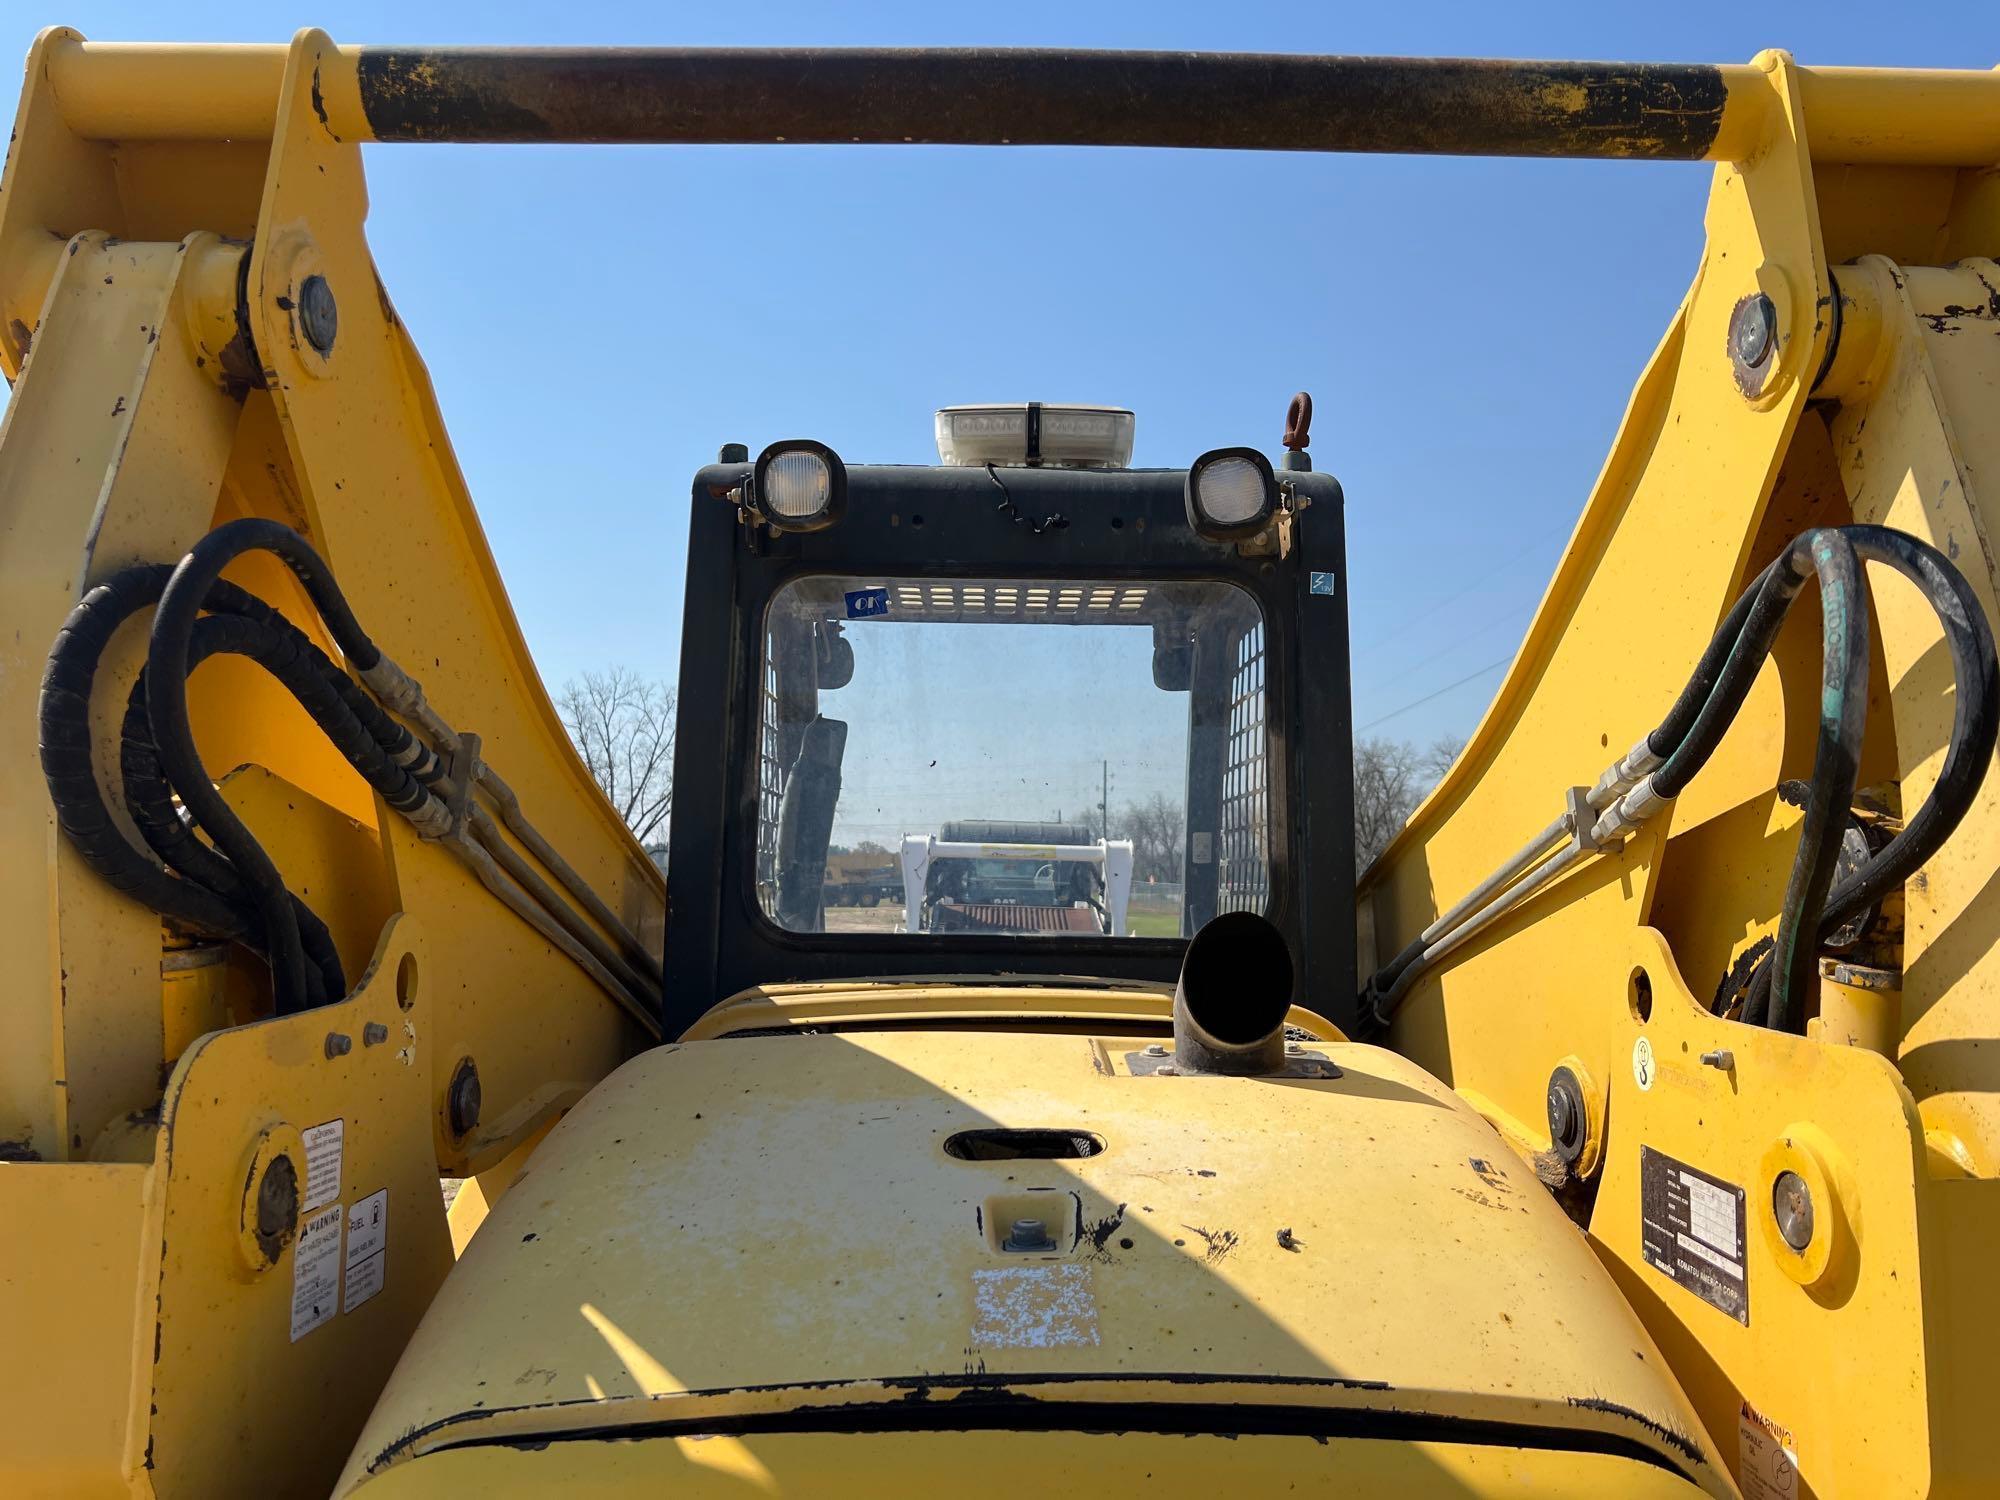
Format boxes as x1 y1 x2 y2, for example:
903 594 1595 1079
298 274 338 354
1773 1169 1815 1251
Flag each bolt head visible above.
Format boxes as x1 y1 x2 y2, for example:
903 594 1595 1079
1731 293 1777 370
1005 1217 1053 1251
1548 1084 1576 1142
324 1031 352 1059
448 1059 482 1137
298 274 338 355
1773 1169 1815 1251
1143 1043 1168 1057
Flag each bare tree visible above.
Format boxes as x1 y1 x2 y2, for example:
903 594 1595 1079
1353 737 1423 874
1353 732 1469 874
1119 792 1186 884
558 668 676 842
1421 733 1467 783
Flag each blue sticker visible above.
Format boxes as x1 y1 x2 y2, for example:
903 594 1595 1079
1309 571 1337 597
845 587 891 619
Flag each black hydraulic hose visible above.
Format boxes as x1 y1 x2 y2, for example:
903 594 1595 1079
1763 532 1870 1032
1645 552 1785 761
1817 526 1999 935
1641 528 1869 1030
118 652 351 1010
39 565 253 939
1653 537 1820 799
147 521 386 1012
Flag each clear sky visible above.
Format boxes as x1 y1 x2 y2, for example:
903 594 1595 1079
8 2 1998 757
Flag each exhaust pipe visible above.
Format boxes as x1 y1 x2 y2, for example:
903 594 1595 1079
1174 911 1296 1075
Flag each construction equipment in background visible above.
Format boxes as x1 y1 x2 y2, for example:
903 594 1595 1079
820 851 900 909
2 32 1998 1499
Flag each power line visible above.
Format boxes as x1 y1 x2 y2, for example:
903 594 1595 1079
1356 655 1512 733
1349 532 1558 653
1362 599 1532 688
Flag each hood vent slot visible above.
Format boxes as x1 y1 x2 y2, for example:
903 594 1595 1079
945 1128 1104 1161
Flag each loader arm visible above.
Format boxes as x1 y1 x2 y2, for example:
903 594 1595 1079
0 29 1996 1499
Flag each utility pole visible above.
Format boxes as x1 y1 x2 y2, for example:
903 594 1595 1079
1100 759 1109 842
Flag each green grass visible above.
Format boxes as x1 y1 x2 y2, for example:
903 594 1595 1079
1125 907 1183 938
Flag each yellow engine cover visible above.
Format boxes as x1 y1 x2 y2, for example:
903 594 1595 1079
339 1030 1730 1494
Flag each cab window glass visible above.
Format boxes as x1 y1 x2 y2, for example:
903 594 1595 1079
756 575 1268 937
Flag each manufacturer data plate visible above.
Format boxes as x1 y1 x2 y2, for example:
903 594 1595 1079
1640 1145 1749 1324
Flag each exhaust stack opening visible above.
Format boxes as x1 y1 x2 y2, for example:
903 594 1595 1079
1173 911 1295 1075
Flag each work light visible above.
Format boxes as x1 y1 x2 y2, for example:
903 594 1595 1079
752 440 846 532
1186 447 1277 541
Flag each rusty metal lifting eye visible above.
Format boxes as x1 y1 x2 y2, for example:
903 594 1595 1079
752 439 847 533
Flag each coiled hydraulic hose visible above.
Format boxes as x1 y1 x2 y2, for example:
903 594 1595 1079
43 518 664 1032
144 522 393 1012
1363 524 1996 1036
41 562 398 1010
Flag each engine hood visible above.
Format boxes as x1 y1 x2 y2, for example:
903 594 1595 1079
339 1024 1729 1494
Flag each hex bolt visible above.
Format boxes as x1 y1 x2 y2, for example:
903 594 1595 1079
1731 292 1777 371
253 1152 300 1263
447 1057 482 1138
324 1031 353 1059
1143 1043 1168 1057
298 274 338 355
1548 1083 1577 1142
363 1022 390 1047
1700 1049 1735 1071
1005 1218 1054 1252
1545 1065 1587 1165
1773 1169 1815 1251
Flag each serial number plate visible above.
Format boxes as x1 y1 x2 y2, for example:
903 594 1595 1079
1639 1145 1749 1324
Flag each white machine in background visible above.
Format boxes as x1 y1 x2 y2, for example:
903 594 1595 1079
900 835 1134 936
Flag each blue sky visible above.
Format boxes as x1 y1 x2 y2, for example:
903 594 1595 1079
10 2 1998 756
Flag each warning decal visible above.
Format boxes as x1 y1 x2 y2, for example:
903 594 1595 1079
1640 1146 1749 1324
343 1189 388 1313
291 1203 343 1341
1738 1400 1800 1499
301 1118 344 1211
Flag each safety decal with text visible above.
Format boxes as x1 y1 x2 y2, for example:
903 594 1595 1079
301 1118 344 1211
1640 1145 1749 1324
1737 1399 1800 1499
290 1203 343 1341
343 1189 389 1313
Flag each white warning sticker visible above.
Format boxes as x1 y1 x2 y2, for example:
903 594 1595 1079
291 1203 343 1342
1737 1399 1799 1499
301 1119 344 1211
971 1265 1100 1349
343 1189 388 1313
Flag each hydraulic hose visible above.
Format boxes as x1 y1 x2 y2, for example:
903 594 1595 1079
1816 527 1999 933
147 522 390 1011
49 519 661 1028
39 565 253 939
1763 532 1869 1031
1362 523 1995 1039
